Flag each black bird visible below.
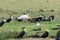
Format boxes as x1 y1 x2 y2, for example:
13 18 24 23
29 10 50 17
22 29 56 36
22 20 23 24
50 15 54 20
41 30 49 38
55 30 60 40
42 15 54 21
0 19 6 27
6 15 12 23
41 16 51 21
15 27 26 38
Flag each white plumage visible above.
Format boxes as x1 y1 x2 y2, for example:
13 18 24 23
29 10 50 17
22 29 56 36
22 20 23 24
36 22 40 26
17 14 30 20
3 20 6 22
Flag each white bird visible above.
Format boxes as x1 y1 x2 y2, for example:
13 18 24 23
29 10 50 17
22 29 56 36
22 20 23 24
36 22 40 27
17 14 30 20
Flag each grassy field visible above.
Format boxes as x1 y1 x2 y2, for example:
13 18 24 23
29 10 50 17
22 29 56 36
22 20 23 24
0 0 60 40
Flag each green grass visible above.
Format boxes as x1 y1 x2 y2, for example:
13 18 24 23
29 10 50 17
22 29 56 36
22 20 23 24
0 0 60 40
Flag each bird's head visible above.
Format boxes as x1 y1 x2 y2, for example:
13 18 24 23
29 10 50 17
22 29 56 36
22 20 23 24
22 27 26 32
45 30 49 32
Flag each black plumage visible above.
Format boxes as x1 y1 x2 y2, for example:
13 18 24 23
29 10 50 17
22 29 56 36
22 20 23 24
31 17 42 22
6 18 11 23
15 31 25 38
41 31 49 38
50 15 54 20
6 15 12 23
15 27 26 38
55 30 60 40
0 20 6 27
30 15 54 22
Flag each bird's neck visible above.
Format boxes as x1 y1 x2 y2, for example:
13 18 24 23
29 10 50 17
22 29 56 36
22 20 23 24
23 29 26 32
3 20 6 22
